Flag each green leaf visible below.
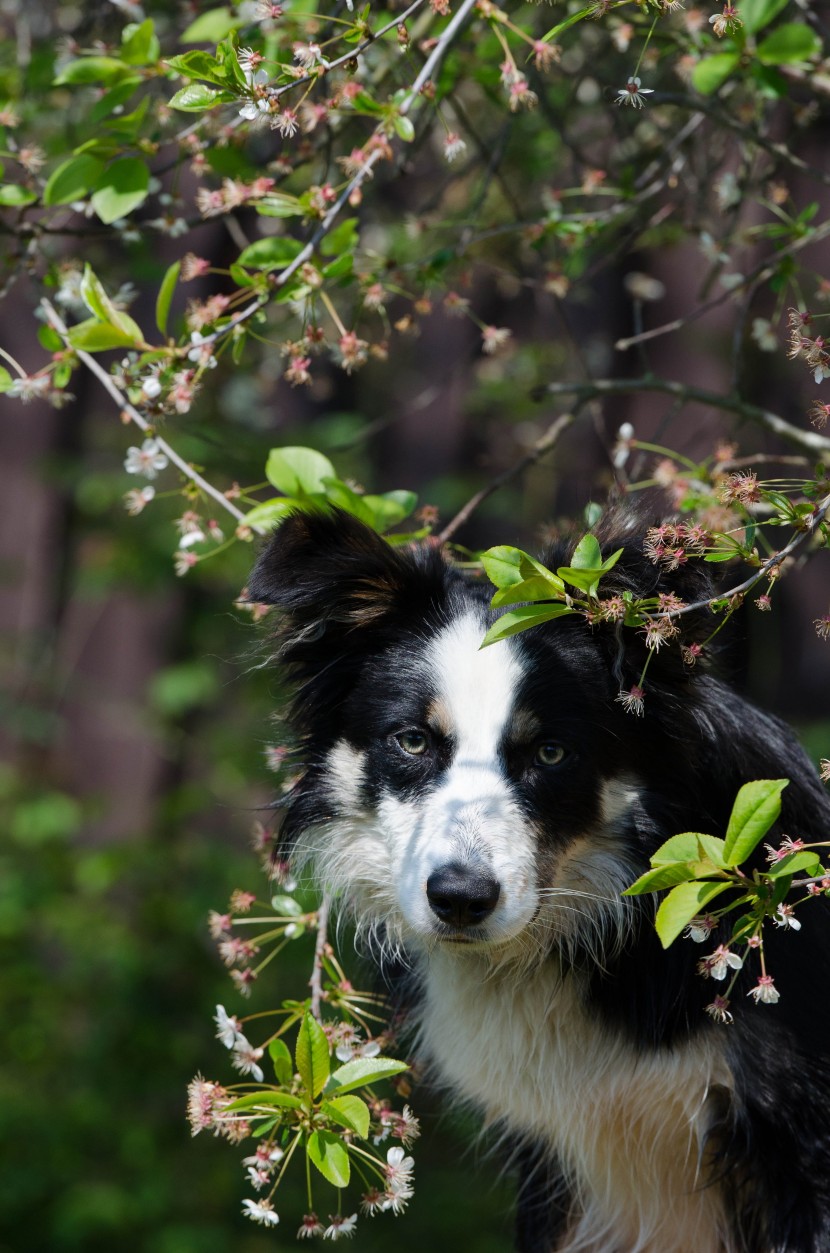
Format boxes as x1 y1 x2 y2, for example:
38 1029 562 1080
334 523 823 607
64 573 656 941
326 1057 409 1096
557 543 622 597
542 4 592 41
43 155 105 206
266 447 336 497
244 499 303 529
165 50 226 84
270 894 303 916
321 255 354 283
256 193 305 218
168 84 231 111
0 366 12 392
295 1012 330 1098
321 479 375 526
238 237 304 271
54 56 132 86
181 7 240 43
322 1095 371 1139
703 549 738 562
219 38 247 89
67 319 142 351
361 490 418 532
393 114 415 142
0 185 36 206
765 850 822 879
155 261 180 337
570 533 602 570
757 22 821 63
89 77 142 123
319 217 359 258
91 157 150 224
307 1130 351 1188
623 863 700 895
121 19 160 65
651 832 726 866
722 779 789 866
741 0 788 33
481 546 564 591
269 1038 294 1086
691 53 740 95
38 325 63 352
80 265 143 342
654 881 734 948
490 576 567 610
480 604 577 648
226 1090 304 1113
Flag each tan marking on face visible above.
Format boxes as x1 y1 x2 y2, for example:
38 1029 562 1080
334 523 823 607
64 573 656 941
509 708 543 744
426 696 453 737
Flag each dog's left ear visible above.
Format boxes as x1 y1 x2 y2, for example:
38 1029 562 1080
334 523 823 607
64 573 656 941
248 506 449 634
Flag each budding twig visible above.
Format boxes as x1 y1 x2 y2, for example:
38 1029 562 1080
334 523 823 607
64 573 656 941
437 411 577 544
652 491 830 620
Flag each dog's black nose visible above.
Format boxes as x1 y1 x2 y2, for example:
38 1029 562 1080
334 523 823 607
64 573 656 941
426 863 501 928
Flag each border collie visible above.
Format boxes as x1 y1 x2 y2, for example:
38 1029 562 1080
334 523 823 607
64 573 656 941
248 506 830 1253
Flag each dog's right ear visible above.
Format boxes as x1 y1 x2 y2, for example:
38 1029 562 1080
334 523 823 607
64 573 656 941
248 507 448 631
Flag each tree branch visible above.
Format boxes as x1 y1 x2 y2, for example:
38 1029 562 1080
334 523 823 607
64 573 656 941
652 492 830 620
309 895 331 1022
538 377 830 456
437 411 577 544
42 300 263 533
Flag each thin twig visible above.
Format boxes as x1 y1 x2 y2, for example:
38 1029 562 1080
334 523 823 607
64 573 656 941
309 895 331 1022
538 377 830 456
437 411 577 544
42 300 262 533
615 217 830 353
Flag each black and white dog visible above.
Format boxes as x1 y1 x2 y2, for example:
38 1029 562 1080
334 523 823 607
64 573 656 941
248 506 830 1253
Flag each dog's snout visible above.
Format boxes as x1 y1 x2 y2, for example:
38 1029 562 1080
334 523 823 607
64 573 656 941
426 863 501 928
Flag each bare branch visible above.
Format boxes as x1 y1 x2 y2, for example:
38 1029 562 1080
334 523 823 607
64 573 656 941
538 377 830 456
309 895 331 1023
437 411 577 544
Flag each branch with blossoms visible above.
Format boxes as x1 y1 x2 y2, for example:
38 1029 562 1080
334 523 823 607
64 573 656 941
625 777 830 1023
191 858 420 1240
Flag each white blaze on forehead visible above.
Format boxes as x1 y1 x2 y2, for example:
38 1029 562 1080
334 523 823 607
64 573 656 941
426 612 525 765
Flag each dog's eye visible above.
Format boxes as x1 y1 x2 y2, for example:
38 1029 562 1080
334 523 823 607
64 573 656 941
535 742 566 767
396 730 429 756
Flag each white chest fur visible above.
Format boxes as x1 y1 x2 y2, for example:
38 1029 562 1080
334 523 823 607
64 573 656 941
419 951 735 1253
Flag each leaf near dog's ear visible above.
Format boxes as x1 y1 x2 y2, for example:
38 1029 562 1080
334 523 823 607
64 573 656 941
655 880 734 948
482 546 530 588
325 1057 408 1095
296 1011 330 1098
490 576 567 610
722 779 789 866
481 603 576 647
266 446 336 497
482 546 564 592
570 533 602 570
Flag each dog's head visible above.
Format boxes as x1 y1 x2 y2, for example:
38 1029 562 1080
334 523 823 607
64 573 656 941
249 508 715 967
